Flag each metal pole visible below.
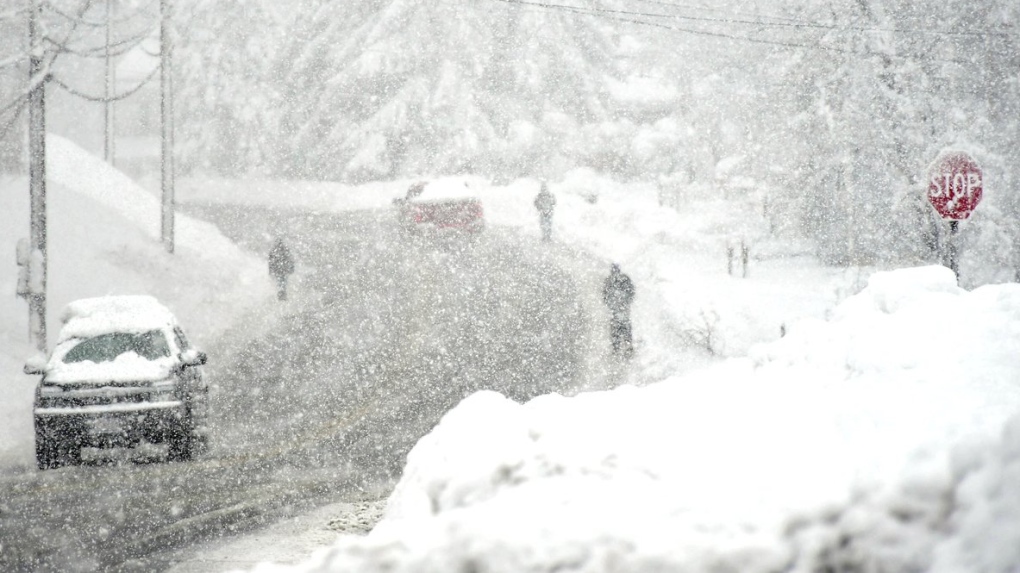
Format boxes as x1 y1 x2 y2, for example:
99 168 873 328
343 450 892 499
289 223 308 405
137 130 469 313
160 0 174 253
947 220 959 280
104 0 115 164
27 0 47 353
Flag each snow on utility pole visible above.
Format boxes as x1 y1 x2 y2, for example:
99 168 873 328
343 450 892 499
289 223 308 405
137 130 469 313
160 0 174 254
104 0 116 164
27 0 48 353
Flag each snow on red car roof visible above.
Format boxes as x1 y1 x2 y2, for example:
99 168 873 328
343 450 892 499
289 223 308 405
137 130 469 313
407 179 479 202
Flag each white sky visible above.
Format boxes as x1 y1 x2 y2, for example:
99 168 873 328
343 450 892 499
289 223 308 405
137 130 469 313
2 136 1019 572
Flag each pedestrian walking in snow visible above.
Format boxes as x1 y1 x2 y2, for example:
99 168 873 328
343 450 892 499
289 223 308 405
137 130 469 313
602 263 635 357
268 238 295 301
533 181 557 242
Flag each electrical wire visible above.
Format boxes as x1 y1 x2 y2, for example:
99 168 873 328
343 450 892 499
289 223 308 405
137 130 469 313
491 0 995 64
614 0 1015 38
0 84 31 118
46 0 96 55
42 0 158 28
0 52 29 71
0 99 27 143
50 62 159 101
623 0 809 25
0 6 30 21
44 27 156 58
493 0 850 54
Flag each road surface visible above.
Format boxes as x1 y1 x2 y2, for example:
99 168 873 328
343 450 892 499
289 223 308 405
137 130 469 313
0 204 614 572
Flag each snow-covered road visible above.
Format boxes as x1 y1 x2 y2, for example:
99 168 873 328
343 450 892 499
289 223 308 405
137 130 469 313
0 202 613 571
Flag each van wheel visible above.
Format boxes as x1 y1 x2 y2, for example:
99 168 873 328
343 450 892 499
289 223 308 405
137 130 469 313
167 419 196 462
35 433 56 470
35 418 81 470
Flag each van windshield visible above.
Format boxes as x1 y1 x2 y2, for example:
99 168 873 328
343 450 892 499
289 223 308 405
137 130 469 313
62 330 171 363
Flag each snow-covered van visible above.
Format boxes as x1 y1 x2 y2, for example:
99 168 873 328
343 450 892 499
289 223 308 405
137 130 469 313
26 296 208 469
394 180 485 237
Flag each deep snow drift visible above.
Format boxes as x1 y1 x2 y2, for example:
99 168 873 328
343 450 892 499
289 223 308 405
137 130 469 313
4 136 1018 572
237 265 1020 573
0 135 271 468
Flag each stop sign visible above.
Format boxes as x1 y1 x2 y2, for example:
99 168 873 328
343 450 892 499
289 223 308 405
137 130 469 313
927 150 983 220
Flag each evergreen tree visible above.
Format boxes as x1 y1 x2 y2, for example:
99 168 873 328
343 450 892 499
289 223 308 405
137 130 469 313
174 0 299 175
176 0 618 181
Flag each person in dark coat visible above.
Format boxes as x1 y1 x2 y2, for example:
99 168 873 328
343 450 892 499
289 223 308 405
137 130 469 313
268 238 295 301
533 181 557 242
602 263 635 357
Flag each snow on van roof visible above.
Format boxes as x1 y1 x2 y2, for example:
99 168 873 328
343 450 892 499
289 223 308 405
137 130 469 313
58 295 177 341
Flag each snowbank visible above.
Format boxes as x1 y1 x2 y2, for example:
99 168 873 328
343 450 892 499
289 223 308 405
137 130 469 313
0 135 272 470
240 265 1020 572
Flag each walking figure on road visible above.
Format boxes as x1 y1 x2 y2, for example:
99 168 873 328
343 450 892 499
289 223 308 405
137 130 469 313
268 238 295 301
602 263 635 357
533 181 556 242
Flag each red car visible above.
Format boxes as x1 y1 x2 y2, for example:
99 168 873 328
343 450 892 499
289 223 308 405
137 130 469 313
395 180 485 237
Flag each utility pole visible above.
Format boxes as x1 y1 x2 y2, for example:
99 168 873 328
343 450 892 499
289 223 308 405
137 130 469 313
160 0 174 253
104 0 116 164
27 0 48 353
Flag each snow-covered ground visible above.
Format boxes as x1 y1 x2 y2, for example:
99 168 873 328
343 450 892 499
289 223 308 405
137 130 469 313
0 135 272 469
205 267 1020 573
3 137 1019 571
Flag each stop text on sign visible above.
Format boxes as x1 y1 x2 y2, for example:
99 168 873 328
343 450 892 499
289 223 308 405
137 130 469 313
929 172 981 199
926 151 983 220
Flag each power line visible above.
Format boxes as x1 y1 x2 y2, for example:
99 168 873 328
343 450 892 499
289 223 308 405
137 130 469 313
622 0 808 25
493 0 851 54
615 0 1016 38
38 0 97 73
44 27 155 58
0 52 29 71
0 6 30 21
11 0 95 110
0 0 156 134
42 0 158 28
491 0 997 64
0 98 27 142
0 83 32 118
50 62 158 101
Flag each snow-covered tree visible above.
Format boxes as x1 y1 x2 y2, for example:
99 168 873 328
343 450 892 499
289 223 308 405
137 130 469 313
174 0 299 175
175 0 618 182
280 0 619 181
168 0 1020 281
758 0 1017 269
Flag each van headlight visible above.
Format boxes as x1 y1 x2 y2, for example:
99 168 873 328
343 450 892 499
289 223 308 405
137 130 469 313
149 379 178 401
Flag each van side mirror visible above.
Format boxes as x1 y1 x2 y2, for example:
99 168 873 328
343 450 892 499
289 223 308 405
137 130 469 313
24 354 46 375
181 349 207 366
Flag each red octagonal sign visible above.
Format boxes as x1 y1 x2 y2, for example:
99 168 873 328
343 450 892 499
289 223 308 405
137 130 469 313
927 150 983 220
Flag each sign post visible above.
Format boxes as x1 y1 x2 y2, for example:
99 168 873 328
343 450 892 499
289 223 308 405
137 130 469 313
926 150 983 278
